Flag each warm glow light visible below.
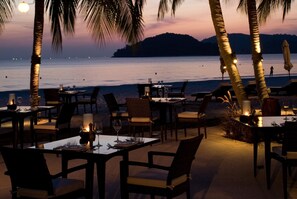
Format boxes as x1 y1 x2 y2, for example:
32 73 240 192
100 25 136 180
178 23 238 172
83 114 93 132
18 1 30 13
242 100 251 116
8 93 16 105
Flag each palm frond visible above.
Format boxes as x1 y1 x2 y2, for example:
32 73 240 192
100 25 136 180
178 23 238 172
158 0 184 19
257 0 292 23
0 0 15 33
45 0 79 51
81 0 144 45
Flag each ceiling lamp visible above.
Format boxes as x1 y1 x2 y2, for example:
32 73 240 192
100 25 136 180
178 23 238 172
18 1 30 13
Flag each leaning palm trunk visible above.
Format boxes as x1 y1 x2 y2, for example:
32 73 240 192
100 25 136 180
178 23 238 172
247 0 269 103
209 0 246 106
30 0 44 107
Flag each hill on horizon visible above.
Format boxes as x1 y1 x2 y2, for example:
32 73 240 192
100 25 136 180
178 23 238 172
112 32 297 57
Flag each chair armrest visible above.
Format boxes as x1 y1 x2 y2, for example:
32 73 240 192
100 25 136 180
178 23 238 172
148 151 175 166
51 163 89 179
124 160 171 171
169 86 181 91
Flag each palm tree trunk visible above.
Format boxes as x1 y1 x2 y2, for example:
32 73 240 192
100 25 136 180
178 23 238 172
30 0 44 107
209 0 246 106
247 0 269 103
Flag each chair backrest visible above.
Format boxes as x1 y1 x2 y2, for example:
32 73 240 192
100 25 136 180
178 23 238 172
282 121 297 155
198 94 212 114
1 147 54 195
137 84 152 98
56 103 76 128
43 88 60 103
126 98 151 118
91 87 100 100
212 82 232 98
245 80 257 96
261 97 281 116
103 93 120 112
167 135 203 183
180 80 188 93
284 79 297 95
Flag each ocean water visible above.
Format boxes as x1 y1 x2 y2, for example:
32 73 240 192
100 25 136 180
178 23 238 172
0 54 296 92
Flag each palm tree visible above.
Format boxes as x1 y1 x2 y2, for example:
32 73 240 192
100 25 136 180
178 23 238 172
1 0 145 107
158 0 247 105
237 0 269 104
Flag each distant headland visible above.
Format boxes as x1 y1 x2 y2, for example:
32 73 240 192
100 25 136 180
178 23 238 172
112 32 297 57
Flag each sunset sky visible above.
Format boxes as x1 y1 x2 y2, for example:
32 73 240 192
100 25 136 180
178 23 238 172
0 0 296 59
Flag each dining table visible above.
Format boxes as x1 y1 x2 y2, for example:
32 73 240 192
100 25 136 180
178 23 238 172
232 115 293 189
150 97 186 138
29 134 160 199
0 105 55 148
152 84 172 97
58 89 86 103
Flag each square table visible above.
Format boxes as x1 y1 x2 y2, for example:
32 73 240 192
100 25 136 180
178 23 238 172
232 116 291 189
152 84 172 97
0 106 55 148
151 97 186 138
29 135 160 199
59 90 86 103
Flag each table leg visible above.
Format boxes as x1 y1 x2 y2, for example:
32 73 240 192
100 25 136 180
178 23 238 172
96 160 106 199
159 104 167 140
264 135 272 189
86 161 94 199
12 117 18 148
19 117 25 149
253 130 259 177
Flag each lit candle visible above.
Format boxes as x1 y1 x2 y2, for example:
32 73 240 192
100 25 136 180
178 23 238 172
8 93 16 105
242 100 251 116
144 86 150 96
83 113 93 132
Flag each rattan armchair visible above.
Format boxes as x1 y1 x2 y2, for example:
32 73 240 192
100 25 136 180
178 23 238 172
270 121 297 199
126 98 164 141
175 94 212 140
33 103 76 145
76 87 100 113
1 147 89 199
103 93 129 127
120 135 204 199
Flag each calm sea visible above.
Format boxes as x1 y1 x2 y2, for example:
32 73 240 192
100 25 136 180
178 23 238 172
0 54 296 92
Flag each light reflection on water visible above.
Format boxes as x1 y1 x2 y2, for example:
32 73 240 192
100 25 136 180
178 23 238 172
0 54 296 91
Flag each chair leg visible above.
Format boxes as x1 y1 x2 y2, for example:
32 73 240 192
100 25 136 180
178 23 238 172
204 126 207 139
282 163 288 199
175 122 178 141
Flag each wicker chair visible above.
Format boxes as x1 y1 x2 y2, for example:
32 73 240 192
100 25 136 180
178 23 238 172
43 88 63 117
33 103 76 145
175 94 212 140
270 121 297 199
126 98 163 141
103 93 129 127
1 147 88 199
76 87 100 113
120 134 204 199
167 80 188 98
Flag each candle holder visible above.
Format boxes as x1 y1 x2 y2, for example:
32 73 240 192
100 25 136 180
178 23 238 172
79 114 95 147
7 104 17 111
